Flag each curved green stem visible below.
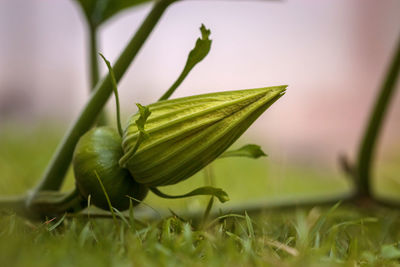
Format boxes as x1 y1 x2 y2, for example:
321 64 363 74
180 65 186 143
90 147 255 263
158 24 212 101
0 195 30 216
356 36 400 197
0 190 84 219
28 0 178 207
158 65 192 101
99 53 123 136
29 189 85 217
150 186 229 203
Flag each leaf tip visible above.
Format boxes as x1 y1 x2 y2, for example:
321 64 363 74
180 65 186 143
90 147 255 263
200 24 211 40
216 189 230 203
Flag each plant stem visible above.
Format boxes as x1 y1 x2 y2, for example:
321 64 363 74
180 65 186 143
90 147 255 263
89 25 100 94
89 24 107 125
356 36 400 197
0 195 32 217
29 189 85 217
28 0 178 206
99 53 124 136
158 67 191 101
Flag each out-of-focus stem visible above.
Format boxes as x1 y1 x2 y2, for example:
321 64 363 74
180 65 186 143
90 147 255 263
356 36 400 197
88 25 107 125
0 195 29 216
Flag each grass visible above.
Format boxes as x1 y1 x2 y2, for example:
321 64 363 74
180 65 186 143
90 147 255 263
1 124 400 266
2 205 400 266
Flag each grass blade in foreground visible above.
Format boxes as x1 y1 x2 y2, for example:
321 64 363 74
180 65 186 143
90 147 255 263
121 86 286 186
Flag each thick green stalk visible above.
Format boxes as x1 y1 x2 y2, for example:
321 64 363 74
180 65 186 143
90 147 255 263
0 195 31 217
29 189 85 217
88 24 107 125
356 36 400 197
89 25 100 91
29 0 178 203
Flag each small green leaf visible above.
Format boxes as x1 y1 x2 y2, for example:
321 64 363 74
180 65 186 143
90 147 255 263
74 0 153 28
150 186 229 203
186 24 212 72
135 103 151 138
119 103 151 167
219 144 267 159
159 24 212 101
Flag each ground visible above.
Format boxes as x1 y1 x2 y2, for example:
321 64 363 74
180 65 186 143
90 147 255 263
1 125 400 266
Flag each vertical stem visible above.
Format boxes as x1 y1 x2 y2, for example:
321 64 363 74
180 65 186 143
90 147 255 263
28 0 178 203
356 36 400 197
89 25 107 125
89 25 100 90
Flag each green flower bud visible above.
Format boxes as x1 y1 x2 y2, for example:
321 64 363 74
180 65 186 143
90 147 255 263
73 127 148 211
121 86 286 187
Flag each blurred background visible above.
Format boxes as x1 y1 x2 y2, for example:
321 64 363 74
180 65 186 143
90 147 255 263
0 0 399 210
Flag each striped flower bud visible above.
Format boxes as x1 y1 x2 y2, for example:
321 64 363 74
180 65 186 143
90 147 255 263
120 86 286 187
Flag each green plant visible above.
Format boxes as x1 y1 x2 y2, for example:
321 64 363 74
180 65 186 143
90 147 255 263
339 36 400 206
71 52 285 212
0 0 286 218
1 0 398 221
354 37 400 200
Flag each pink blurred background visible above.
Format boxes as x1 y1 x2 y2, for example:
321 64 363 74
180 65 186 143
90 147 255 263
0 0 399 168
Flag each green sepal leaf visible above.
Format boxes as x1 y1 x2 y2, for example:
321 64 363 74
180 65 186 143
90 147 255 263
119 104 151 167
150 186 229 203
158 24 212 101
186 24 212 72
74 0 153 28
135 103 151 138
219 144 267 159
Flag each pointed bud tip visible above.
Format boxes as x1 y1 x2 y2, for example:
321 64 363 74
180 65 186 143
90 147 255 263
267 85 287 99
272 85 287 93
